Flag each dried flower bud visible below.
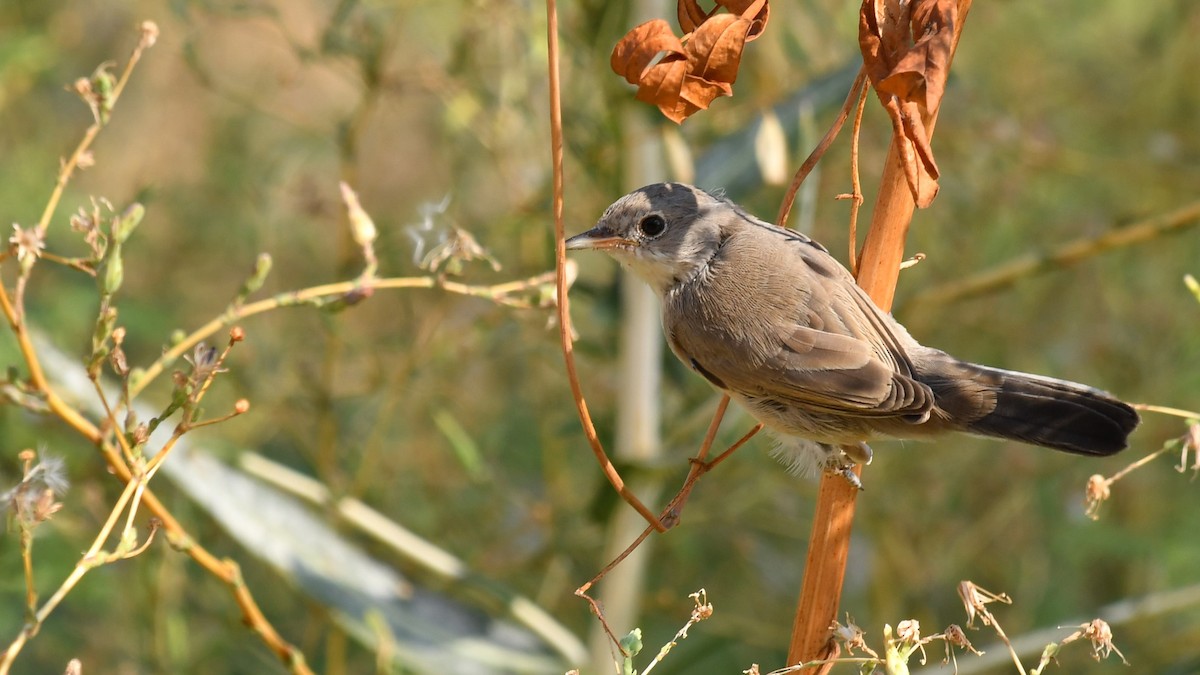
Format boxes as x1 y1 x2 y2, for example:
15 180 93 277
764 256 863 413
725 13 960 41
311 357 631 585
9 223 46 272
234 399 250 414
140 21 160 48
340 182 377 247
1060 619 1128 664
1084 474 1111 521
131 422 149 446
110 345 129 376
184 343 226 385
420 226 501 275
2 451 69 528
896 619 921 643
229 326 245 342
942 624 980 655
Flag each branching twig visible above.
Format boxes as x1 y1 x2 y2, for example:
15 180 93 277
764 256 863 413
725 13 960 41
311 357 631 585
128 269 562 398
574 419 762 650
35 22 158 237
0 23 314 674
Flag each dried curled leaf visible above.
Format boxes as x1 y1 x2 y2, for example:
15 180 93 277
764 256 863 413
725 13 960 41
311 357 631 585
859 0 956 207
612 1 770 124
611 19 685 85
678 0 769 41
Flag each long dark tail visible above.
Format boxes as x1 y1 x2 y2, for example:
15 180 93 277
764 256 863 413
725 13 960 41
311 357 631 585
919 356 1140 456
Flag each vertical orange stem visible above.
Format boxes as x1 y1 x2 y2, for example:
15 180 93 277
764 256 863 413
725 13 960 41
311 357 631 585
787 1 973 668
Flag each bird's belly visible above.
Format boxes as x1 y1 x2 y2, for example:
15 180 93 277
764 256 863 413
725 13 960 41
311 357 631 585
732 393 880 445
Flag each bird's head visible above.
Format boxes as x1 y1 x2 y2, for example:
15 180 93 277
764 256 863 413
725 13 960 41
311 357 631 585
566 182 725 296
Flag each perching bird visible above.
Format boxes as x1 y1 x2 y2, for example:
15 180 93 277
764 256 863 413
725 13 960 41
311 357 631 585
566 182 1138 479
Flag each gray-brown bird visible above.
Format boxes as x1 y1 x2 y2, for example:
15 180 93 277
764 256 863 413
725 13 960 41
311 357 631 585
567 182 1138 478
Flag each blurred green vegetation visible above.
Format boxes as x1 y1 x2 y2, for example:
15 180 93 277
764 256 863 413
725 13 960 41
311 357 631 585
1 0 1198 673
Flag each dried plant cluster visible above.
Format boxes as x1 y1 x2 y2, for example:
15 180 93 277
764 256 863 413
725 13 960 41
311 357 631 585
0 19 567 675
557 0 1200 673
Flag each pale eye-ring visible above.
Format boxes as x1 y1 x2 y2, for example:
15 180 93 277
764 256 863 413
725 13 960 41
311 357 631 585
638 214 667 238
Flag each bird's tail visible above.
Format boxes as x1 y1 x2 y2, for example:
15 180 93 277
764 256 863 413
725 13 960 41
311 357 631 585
920 357 1139 456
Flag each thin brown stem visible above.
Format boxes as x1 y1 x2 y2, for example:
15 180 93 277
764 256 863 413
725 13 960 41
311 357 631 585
776 68 868 227
575 522 657 652
844 83 869 276
575 420 762 651
665 420 762 525
91 379 136 467
545 0 664 531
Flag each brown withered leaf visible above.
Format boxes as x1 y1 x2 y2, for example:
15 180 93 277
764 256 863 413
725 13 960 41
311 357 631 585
611 19 685 85
687 13 752 85
678 0 770 41
636 56 695 121
878 0 954 110
859 0 956 207
639 15 747 123
613 1 770 124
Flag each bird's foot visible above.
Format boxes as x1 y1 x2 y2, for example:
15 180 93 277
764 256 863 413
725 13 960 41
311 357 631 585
819 442 871 490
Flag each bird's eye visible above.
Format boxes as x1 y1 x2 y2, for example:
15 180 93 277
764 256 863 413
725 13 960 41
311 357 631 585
638 214 667 238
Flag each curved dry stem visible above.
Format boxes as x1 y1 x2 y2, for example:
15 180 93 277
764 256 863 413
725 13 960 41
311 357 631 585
545 0 664 531
776 68 868 228
844 83 869 276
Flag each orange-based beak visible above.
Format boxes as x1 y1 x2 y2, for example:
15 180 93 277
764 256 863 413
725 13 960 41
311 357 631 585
565 226 629 252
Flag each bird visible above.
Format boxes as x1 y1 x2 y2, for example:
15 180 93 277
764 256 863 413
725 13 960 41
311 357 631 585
566 182 1139 481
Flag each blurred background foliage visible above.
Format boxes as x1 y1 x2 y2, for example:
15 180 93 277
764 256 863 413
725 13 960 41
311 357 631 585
0 0 1198 673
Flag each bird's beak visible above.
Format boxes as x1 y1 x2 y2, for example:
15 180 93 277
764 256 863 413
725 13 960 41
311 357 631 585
565 226 628 252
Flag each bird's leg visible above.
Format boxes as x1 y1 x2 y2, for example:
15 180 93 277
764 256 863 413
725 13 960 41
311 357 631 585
820 442 871 490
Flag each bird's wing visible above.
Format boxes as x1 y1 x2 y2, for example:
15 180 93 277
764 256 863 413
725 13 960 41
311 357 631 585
695 314 934 419
677 235 934 419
